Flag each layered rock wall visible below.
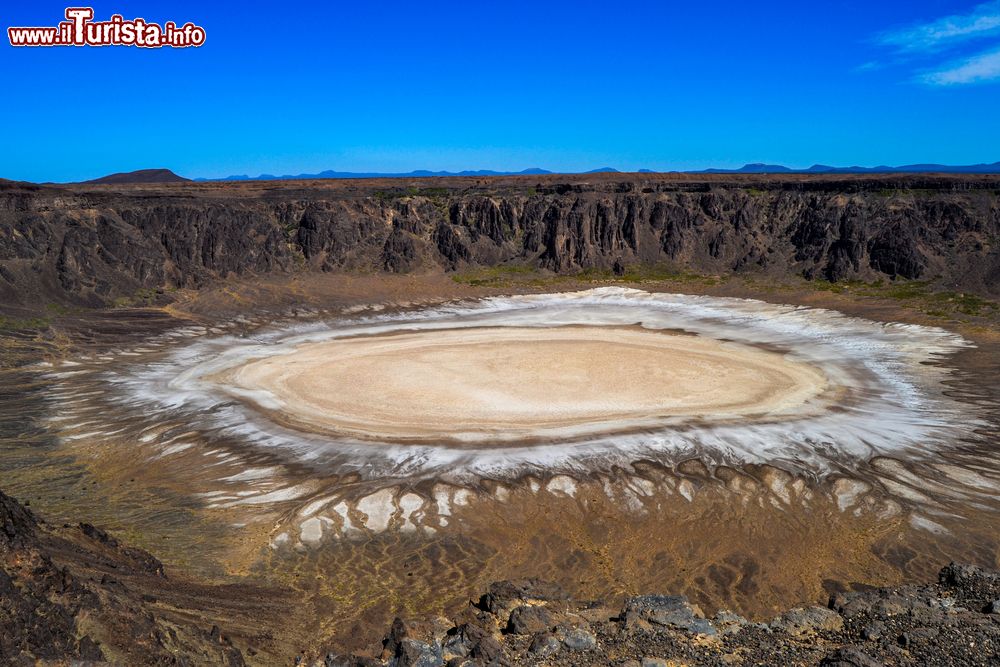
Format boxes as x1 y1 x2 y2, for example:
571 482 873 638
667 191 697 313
1 175 997 306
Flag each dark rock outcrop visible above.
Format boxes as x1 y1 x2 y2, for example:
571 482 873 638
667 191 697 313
621 594 715 635
323 563 1000 666
0 488 287 665
479 578 569 621
0 487 36 548
506 605 554 635
2 174 999 308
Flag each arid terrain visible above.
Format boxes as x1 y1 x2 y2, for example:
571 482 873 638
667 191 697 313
2 174 1000 665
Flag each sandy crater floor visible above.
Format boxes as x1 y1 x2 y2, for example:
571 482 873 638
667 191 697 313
215 326 828 443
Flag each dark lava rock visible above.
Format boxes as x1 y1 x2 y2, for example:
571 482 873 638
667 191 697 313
621 594 716 635
479 579 568 620
527 633 560 657
820 647 884 667
898 625 940 647
383 617 453 666
559 625 597 650
940 561 1000 609
325 655 383 667
444 658 480 667
79 521 119 547
0 489 36 548
771 606 845 637
442 622 503 662
506 605 553 635
389 639 443 667
619 659 671 667
713 609 750 635
79 521 166 577
640 659 671 667
382 227 422 273
860 621 884 641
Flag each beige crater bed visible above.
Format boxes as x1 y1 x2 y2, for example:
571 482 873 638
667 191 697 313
211 326 829 444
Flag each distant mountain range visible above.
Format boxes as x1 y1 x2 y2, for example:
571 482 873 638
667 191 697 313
72 162 1000 184
193 167 621 181
696 161 1000 174
195 162 1000 181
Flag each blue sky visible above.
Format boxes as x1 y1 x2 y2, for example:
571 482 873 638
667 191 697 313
3 0 1000 182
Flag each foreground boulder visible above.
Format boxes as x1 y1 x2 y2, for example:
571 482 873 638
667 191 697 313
621 594 717 636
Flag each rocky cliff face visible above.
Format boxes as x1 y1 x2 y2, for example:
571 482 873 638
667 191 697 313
1 174 998 307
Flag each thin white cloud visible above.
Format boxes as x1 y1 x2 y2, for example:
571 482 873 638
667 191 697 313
879 0 1000 51
923 47 1000 84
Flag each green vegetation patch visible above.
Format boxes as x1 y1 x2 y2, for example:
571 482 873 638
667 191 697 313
374 187 450 201
451 263 723 288
451 264 537 287
0 315 51 332
110 287 163 309
812 278 998 317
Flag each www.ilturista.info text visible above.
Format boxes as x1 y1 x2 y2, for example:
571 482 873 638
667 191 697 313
8 8 206 48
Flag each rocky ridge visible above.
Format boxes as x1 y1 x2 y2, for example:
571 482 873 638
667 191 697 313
0 488 291 665
324 566 1000 667
1 173 998 309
